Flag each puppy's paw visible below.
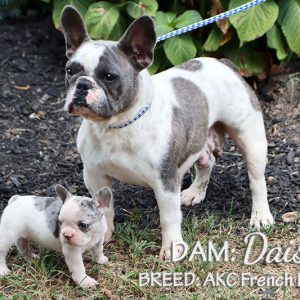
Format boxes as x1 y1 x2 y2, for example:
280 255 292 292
80 276 98 289
24 252 40 262
250 209 274 230
181 186 206 206
159 241 185 261
0 266 11 276
97 255 108 265
31 253 40 260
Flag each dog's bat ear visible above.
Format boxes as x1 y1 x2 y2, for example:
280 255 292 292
118 16 156 70
60 5 90 58
94 187 112 214
55 184 71 203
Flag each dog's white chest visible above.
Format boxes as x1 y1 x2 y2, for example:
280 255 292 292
100 147 150 186
77 122 162 186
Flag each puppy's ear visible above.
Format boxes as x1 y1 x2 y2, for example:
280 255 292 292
60 5 90 58
55 185 71 203
118 16 156 70
94 187 112 214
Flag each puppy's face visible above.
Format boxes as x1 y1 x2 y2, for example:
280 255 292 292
60 6 156 122
58 197 101 247
55 185 112 248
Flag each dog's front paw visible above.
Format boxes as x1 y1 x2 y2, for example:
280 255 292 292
160 241 185 261
31 253 40 260
0 266 11 276
250 208 274 230
181 186 206 206
24 252 40 262
79 276 98 289
97 255 108 264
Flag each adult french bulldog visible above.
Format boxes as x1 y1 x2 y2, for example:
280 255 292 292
60 6 274 259
0 185 111 288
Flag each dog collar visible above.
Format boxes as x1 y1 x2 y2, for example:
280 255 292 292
108 102 151 129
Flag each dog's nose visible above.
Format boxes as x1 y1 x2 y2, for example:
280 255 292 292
63 232 74 240
76 77 93 91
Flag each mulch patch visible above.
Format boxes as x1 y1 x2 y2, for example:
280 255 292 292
0 15 299 225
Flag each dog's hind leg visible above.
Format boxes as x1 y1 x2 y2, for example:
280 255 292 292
181 155 215 206
227 115 274 229
181 123 224 206
16 237 39 261
0 228 16 275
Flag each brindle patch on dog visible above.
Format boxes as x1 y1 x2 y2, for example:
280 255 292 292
78 198 100 219
160 77 209 192
34 197 62 238
175 59 202 72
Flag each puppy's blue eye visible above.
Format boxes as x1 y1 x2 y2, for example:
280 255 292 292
78 222 89 231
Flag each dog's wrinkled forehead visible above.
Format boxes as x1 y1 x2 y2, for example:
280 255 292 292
61 195 100 220
70 41 105 76
69 40 131 78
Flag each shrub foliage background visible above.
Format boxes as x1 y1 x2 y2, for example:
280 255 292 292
1 0 300 76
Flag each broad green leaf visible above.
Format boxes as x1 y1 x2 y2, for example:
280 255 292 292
52 0 92 28
108 13 127 41
170 0 186 15
193 38 204 57
203 26 223 51
148 45 164 74
85 2 120 40
278 0 300 54
155 11 177 24
266 24 288 60
163 34 197 65
125 0 158 19
224 42 268 76
229 0 278 43
174 10 202 29
154 11 176 36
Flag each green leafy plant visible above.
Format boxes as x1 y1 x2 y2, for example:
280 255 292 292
1 0 300 77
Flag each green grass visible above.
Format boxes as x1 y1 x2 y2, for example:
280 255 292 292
0 212 299 300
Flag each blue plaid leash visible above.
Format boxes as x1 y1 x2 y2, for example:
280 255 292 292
157 0 266 42
109 0 266 129
108 102 151 129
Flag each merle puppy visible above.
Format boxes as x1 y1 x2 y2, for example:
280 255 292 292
0 185 111 288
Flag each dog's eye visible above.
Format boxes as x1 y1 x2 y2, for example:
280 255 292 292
58 220 62 226
78 222 89 231
104 73 117 82
66 67 73 76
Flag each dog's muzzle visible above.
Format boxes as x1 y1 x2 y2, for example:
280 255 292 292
72 77 94 108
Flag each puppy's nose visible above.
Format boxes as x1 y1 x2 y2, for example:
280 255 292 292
63 232 74 240
76 77 93 91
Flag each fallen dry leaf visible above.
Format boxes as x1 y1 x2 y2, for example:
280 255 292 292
101 287 115 300
282 212 299 223
208 0 229 34
220 30 235 47
14 85 31 91
29 111 46 120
